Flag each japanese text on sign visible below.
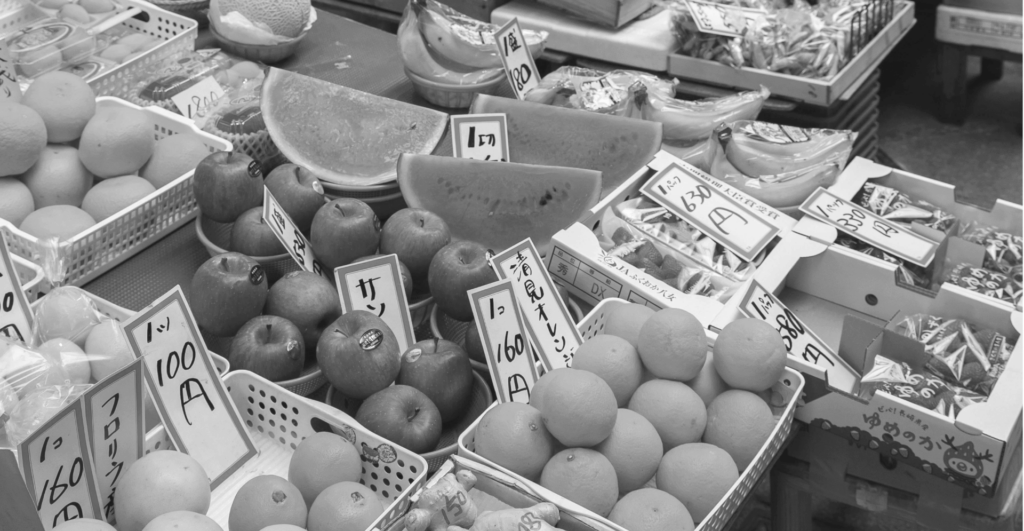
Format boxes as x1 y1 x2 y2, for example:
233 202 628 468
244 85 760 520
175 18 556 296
450 114 510 162
0 43 19 102
263 187 327 277
684 0 764 37
494 18 539 100
170 76 225 121
334 254 416 354
0 232 34 344
469 281 540 404
123 287 257 489
800 188 939 267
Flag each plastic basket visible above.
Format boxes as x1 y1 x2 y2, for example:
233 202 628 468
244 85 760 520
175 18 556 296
0 97 233 289
457 298 805 531
13 254 45 302
143 370 430 531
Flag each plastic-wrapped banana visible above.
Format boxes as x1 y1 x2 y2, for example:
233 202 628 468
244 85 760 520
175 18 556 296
638 86 769 142
411 0 547 70
722 120 856 176
397 5 504 85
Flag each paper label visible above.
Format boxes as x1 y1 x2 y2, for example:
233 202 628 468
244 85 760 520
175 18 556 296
0 43 20 102
82 358 145 524
19 400 104 530
450 113 509 162
491 239 582 370
468 280 539 404
684 0 764 37
748 122 811 144
642 162 779 262
800 188 939 267
0 449 45 531
548 245 665 309
170 76 225 121
334 254 416 354
122 287 257 489
263 187 327 277
0 232 34 344
494 18 539 100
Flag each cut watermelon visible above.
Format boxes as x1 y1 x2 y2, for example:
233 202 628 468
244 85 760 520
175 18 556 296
262 68 448 186
397 154 601 254
469 94 662 197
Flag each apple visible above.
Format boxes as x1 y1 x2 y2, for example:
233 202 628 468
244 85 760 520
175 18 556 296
379 208 451 289
264 271 342 356
428 241 498 322
316 310 400 400
228 315 305 382
193 151 264 223
310 198 381 270
230 206 286 257
353 255 413 300
190 252 268 337
355 385 442 454
265 163 326 234
396 339 474 423
464 322 486 365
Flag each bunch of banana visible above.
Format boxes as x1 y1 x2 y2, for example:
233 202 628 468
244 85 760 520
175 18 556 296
722 120 856 177
397 6 504 85
637 86 769 142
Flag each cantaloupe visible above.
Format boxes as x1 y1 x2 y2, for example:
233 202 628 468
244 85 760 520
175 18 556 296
469 94 662 197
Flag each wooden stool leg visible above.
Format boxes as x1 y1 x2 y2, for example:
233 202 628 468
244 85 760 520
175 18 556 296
771 468 814 531
938 43 969 125
981 58 1004 81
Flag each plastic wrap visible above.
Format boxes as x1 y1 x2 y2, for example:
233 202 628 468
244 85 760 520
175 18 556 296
397 4 504 86
5 384 92 448
0 338 70 399
32 286 104 347
944 263 1022 307
835 235 933 289
859 355 986 419
956 223 1022 275
127 49 264 112
853 182 958 233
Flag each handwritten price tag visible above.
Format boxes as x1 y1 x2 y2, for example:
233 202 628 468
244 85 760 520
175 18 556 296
0 232 34 344
469 280 539 404
494 18 539 100
800 188 939 267
334 254 416 354
0 42 21 102
19 399 103 530
263 187 327 277
451 113 509 162
170 76 225 121
642 162 779 262
123 287 257 489
491 239 582 370
684 0 763 37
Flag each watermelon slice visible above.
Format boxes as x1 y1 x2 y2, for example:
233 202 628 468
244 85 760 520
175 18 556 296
398 154 601 254
262 68 448 186
469 94 662 197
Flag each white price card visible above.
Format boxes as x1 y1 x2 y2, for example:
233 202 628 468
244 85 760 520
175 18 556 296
263 187 327 278
19 399 104 530
469 280 540 404
0 42 20 102
0 232 34 344
684 0 764 37
491 239 582 370
123 287 257 489
641 162 779 262
451 113 510 162
800 188 939 267
83 358 145 524
0 449 45 531
494 18 540 100
334 254 416 354
170 76 226 121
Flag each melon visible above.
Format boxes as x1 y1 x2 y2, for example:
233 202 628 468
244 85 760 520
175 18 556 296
469 94 662 197
397 154 601 254
262 68 448 186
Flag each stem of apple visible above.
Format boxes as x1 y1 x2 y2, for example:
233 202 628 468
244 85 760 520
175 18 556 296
407 407 420 422
335 204 345 217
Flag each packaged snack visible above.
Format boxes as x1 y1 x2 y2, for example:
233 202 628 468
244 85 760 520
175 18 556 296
835 236 933 289
127 50 263 113
5 19 97 79
956 223 1023 275
859 355 987 419
944 263 1022 307
853 182 958 233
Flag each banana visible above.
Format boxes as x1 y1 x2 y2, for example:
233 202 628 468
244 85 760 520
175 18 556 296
412 0 547 70
723 120 856 177
398 8 504 85
638 86 769 142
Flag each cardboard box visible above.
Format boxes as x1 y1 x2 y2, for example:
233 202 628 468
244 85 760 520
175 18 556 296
936 5 1023 53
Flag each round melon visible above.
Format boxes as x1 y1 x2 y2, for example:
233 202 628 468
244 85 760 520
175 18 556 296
213 0 310 38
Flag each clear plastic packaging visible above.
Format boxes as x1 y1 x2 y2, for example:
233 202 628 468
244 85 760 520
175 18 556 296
944 263 1022 307
5 384 92 448
834 235 933 289
29 0 125 30
5 19 98 79
853 182 958 233
0 338 70 399
859 354 986 419
956 223 1022 275
32 286 104 347
127 49 264 112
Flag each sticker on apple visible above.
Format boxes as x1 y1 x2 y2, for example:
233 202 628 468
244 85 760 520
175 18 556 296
334 254 416 354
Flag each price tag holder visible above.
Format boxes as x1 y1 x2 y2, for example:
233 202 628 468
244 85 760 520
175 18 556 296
491 239 582 370
333 254 416 354
83 358 145 524
0 449 45 531
263 187 327 278
800 188 939 267
0 232 34 344
0 42 20 102
642 162 779 262
170 76 225 121
450 113 510 162
19 399 104 530
494 18 539 100
684 0 764 37
123 287 257 489
469 280 539 404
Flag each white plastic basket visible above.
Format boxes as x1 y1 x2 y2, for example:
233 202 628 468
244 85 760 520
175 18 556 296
0 97 232 289
143 370 430 531
13 254 45 302
457 298 805 531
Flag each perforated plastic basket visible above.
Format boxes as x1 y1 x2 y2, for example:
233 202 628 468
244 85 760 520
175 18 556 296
144 370 429 531
13 254 44 302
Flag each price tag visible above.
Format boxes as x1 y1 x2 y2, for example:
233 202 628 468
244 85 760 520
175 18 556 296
642 162 779 262
0 43 21 102
0 232 34 344
684 0 764 37
122 287 257 489
170 76 225 121
491 239 582 370
334 254 416 354
0 449 45 531
83 358 145 524
450 113 509 162
800 188 939 267
739 281 859 391
469 280 539 404
263 187 327 278
494 18 539 100
19 399 104 530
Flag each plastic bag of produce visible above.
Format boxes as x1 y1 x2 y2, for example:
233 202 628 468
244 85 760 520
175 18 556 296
0 338 70 399
852 182 958 233
5 384 92 447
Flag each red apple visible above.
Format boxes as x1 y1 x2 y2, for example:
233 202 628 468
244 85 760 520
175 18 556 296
264 271 341 356
355 385 442 454
190 252 268 337
353 255 413 300
379 208 451 289
230 206 286 257
396 339 473 423
428 241 498 322
464 321 486 364
316 310 400 400
265 163 326 234
310 198 381 270
193 151 263 223
228 315 304 382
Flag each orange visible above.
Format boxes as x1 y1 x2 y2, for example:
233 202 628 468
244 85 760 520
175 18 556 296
81 175 156 221
474 402 557 481
535 368 617 447
713 318 787 392
288 432 362 507
140 134 211 189
0 101 46 176
260 526 305 531
141 511 222 531
684 352 730 407
595 409 662 493
33 286 102 347
637 308 707 382
19 205 95 241
38 338 91 385
21 71 95 142
19 144 94 208
540 448 618 517
703 389 775 471
572 334 643 407
212 0 311 38
85 318 135 381
229 475 307 531
628 379 705 450
657 443 738 523
608 488 695 531
603 302 655 348
306 482 383 531
0 178 34 226
78 105 154 178
114 451 212 531
53 519 116 531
